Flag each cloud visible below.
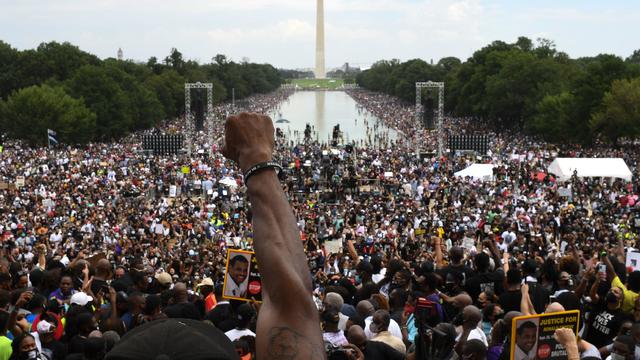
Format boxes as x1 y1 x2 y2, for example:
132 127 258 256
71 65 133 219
1 0 638 68
207 19 314 44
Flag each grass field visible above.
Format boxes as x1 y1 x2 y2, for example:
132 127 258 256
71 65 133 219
290 78 345 89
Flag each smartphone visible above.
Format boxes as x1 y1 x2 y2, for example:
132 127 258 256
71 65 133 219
599 264 607 274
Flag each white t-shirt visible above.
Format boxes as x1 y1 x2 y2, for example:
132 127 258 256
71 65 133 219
456 326 488 346
364 316 402 340
225 328 255 342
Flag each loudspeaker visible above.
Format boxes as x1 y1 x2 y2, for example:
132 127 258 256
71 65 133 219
422 93 435 130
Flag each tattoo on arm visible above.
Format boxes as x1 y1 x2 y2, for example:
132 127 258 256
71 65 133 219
266 327 325 360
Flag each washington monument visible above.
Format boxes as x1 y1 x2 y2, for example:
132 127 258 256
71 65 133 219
315 0 326 79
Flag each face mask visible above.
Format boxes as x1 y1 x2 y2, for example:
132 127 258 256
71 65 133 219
606 292 618 304
23 350 38 360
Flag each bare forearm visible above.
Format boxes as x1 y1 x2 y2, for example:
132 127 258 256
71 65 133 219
248 171 312 295
248 171 324 360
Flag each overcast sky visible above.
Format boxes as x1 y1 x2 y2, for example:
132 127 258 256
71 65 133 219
1 0 638 69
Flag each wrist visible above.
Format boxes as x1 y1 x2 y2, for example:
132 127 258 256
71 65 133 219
238 151 272 172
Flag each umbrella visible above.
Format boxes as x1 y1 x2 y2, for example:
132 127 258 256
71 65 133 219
275 118 290 123
219 177 237 188
105 318 238 360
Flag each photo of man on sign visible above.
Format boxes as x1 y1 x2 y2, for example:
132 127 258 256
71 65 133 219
223 249 263 302
224 252 250 298
514 319 539 360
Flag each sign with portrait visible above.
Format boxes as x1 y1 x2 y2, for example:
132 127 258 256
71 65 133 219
510 310 580 360
222 249 262 302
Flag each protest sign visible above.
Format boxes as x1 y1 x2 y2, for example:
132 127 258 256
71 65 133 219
0 183 8 190
16 176 25 188
324 239 343 254
626 251 640 271
510 310 580 360
169 185 177 197
223 249 262 302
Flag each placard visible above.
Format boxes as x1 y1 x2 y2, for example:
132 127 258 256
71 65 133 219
510 310 580 360
222 249 262 303
169 185 177 197
626 251 640 272
324 239 343 254
16 176 25 188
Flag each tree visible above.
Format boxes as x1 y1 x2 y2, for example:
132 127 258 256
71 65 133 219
0 41 19 99
529 92 576 142
627 50 640 64
164 48 184 71
590 77 640 145
65 65 133 140
0 84 96 145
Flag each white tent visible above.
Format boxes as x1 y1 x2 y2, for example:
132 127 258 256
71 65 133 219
219 177 238 188
454 164 495 181
547 158 632 182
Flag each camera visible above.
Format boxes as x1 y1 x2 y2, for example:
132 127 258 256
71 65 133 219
325 342 351 360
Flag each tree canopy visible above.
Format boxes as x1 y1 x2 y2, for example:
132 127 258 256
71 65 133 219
357 38 640 144
0 41 282 144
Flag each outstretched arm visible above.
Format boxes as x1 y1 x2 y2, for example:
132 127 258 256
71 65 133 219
223 113 325 360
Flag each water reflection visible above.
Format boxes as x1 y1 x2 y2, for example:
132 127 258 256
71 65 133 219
270 91 396 145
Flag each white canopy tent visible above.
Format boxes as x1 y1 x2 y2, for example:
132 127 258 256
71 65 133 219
547 158 632 182
454 164 495 181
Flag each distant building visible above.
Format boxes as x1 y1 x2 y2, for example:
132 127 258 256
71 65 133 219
117 48 123 61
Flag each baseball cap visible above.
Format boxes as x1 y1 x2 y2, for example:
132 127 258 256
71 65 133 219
196 277 214 288
70 292 93 306
37 320 55 334
155 272 172 286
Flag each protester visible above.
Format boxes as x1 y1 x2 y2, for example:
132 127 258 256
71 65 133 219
1 86 640 359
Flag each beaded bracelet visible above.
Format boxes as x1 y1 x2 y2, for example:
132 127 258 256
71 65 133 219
243 161 283 185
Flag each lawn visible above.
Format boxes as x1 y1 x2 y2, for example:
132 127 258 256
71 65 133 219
290 78 345 89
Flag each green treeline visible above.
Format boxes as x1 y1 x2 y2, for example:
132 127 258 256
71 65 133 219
0 41 281 145
357 37 640 145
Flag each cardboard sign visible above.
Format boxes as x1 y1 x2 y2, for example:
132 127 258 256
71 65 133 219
0 183 8 190
169 185 177 197
16 176 25 188
223 249 262 303
324 239 343 254
181 166 190 174
626 251 640 272
510 310 580 360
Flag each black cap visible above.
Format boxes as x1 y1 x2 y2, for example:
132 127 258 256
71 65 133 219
356 261 374 274
105 318 238 360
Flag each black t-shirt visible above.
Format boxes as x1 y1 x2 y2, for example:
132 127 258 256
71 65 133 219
68 335 87 355
525 281 550 314
439 264 474 287
498 289 522 314
465 269 505 300
585 306 627 349
164 302 201 320
363 340 406 360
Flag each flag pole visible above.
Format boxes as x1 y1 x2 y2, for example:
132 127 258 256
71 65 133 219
47 129 50 148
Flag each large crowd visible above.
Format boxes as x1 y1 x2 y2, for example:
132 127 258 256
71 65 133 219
1 86 640 360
